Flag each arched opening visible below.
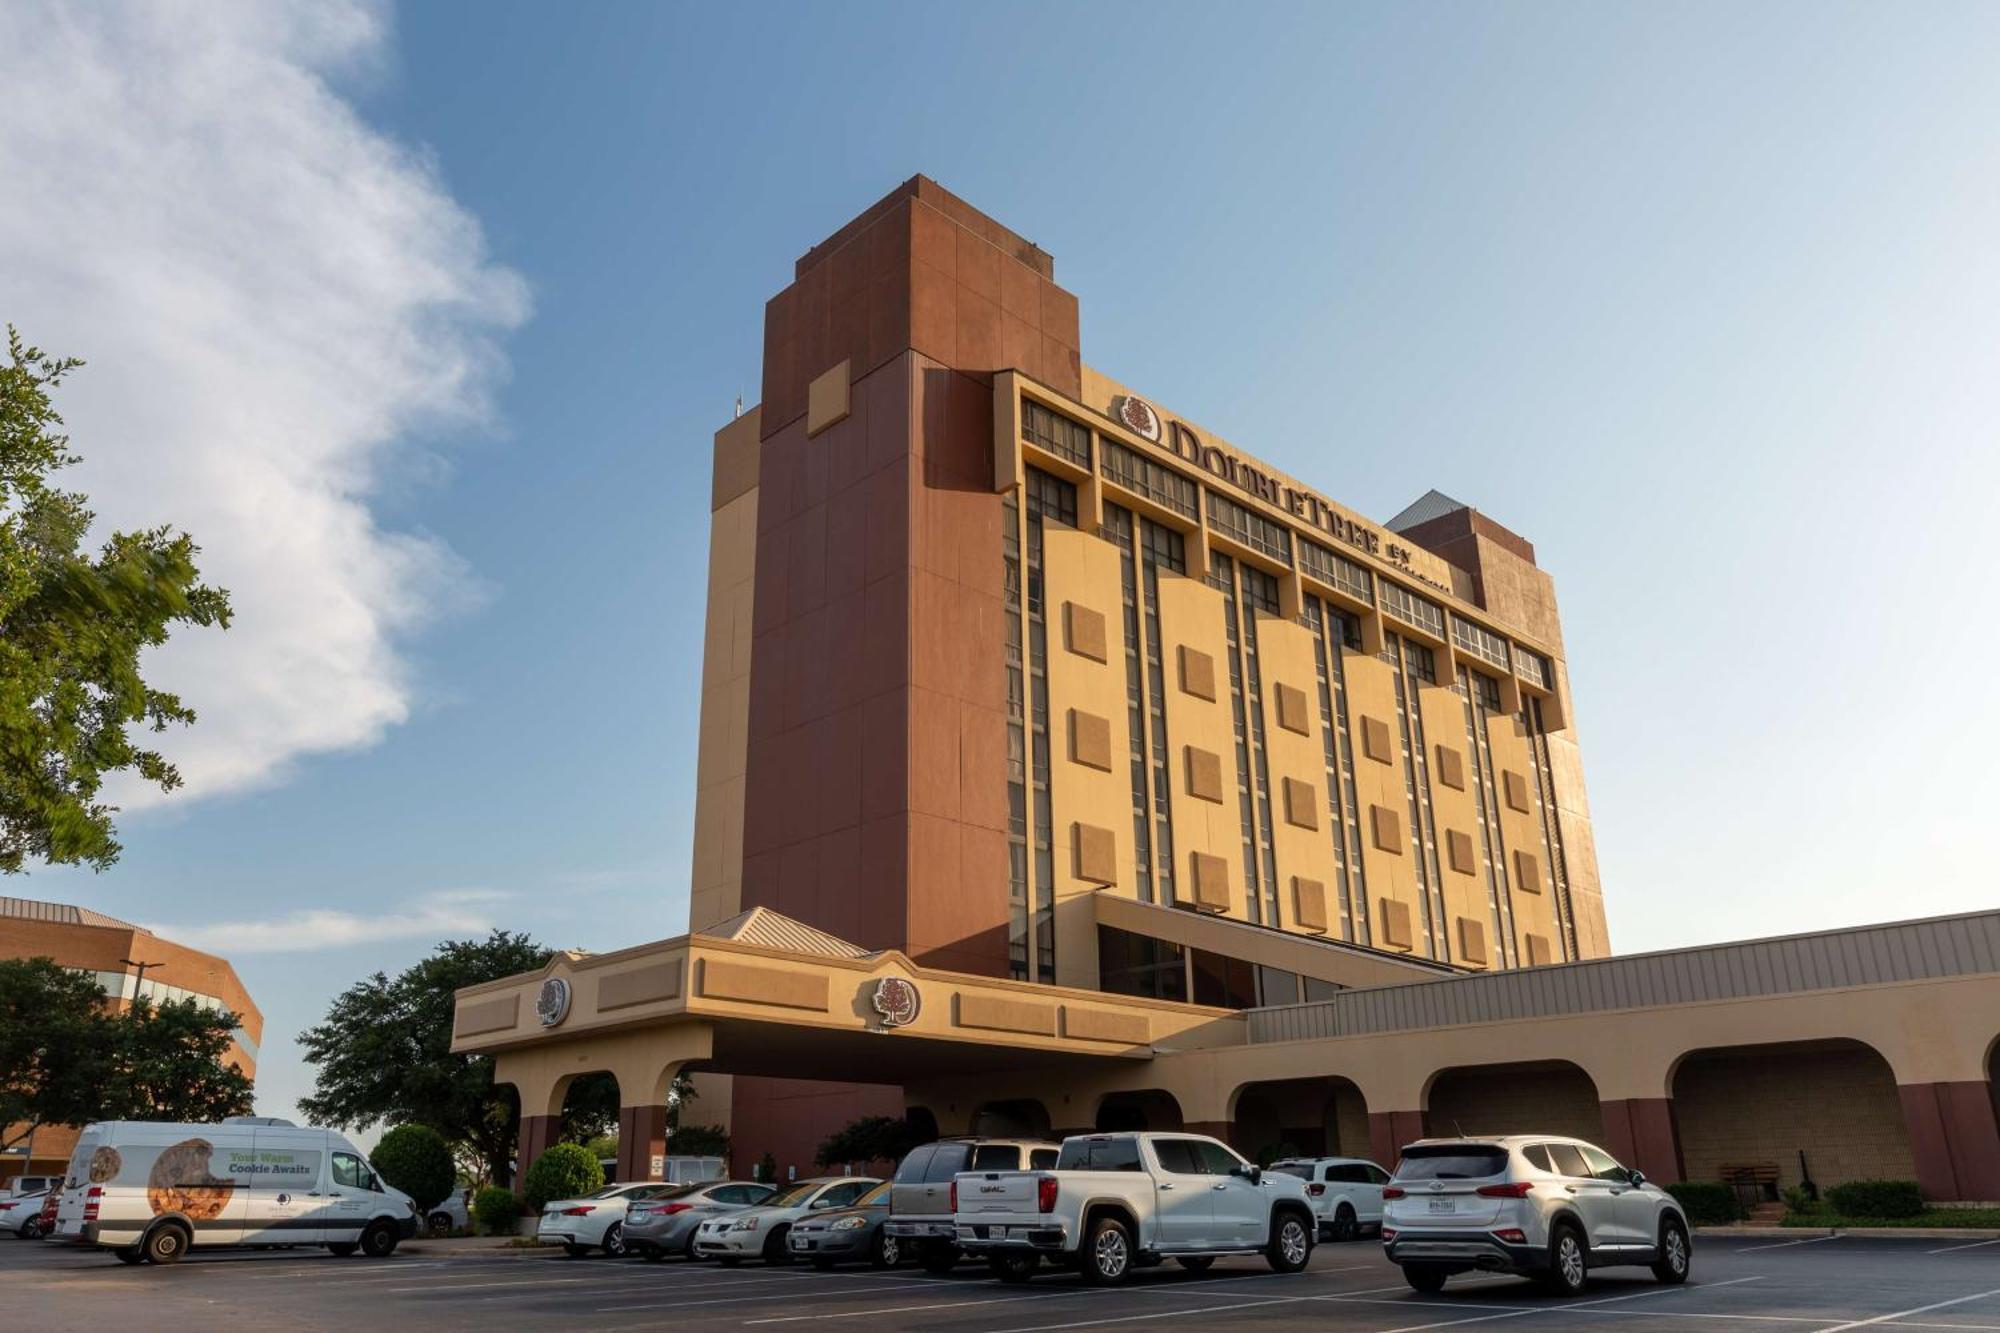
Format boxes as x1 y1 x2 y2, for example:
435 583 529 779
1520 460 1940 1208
559 1070 622 1172
1094 1089 1185 1134
1227 1077 1370 1164
1672 1039 1915 1199
489 1082 521 1188
970 1098 1052 1139
1425 1060 1603 1142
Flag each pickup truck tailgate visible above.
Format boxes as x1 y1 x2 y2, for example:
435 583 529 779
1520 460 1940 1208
955 1171 1042 1216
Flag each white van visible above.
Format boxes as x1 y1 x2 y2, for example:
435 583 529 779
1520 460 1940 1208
51 1117 419 1264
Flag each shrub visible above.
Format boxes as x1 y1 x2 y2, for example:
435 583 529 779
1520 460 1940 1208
673 1123 730 1157
1825 1179 1924 1219
523 1142 604 1211
472 1185 521 1236
1665 1181 1745 1226
1781 1185 1819 1217
369 1124 456 1215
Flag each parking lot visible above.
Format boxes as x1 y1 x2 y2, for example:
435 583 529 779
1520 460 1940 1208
4 1232 1998 1332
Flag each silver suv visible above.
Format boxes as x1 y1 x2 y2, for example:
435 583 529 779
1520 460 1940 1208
1381 1135 1690 1296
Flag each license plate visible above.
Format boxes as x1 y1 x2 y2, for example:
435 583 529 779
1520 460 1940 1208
1427 1199 1455 1214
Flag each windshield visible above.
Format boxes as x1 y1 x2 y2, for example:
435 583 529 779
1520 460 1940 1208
768 1182 820 1208
1394 1146 1509 1181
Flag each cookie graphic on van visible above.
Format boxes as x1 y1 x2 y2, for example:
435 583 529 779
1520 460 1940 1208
146 1138 236 1219
88 1146 122 1184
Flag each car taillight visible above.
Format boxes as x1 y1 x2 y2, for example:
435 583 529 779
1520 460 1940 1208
559 1206 594 1216
948 1182 956 1212
1037 1176 1058 1213
1493 1228 1527 1243
1476 1182 1535 1198
1381 1226 1398 1241
651 1202 693 1215
1307 1182 1325 1197
1381 1186 1405 1200
83 1186 102 1222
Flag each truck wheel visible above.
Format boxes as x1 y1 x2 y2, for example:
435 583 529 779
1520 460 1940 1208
1538 1222 1588 1297
1403 1262 1450 1293
918 1239 959 1274
989 1252 1038 1283
359 1220 399 1258
143 1221 191 1265
1329 1204 1358 1242
1651 1218 1690 1285
1266 1210 1312 1273
1082 1216 1134 1286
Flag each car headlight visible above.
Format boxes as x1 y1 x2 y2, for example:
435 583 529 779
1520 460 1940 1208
831 1217 865 1232
733 1217 759 1231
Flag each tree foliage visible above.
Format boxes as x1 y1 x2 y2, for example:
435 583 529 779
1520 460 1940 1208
471 1184 521 1235
670 1123 730 1157
522 1141 602 1212
816 1115 921 1169
298 931 549 1186
370 1124 457 1215
0 328 231 873
0 956 251 1147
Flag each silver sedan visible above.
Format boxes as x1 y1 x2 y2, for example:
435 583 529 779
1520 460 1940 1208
624 1180 777 1260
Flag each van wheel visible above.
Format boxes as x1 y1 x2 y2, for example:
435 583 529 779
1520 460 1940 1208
1266 1211 1312 1273
359 1220 399 1258
990 1252 1038 1283
1652 1218 1690 1284
143 1222 190 1265
1539 1223 1588 1297
918 1239 958 1274
1403 1263 1450 1293
1330 1204 1358 1242
326 1242 357 1256
114 1247 146 1265
1082 1216 1134 1286
1175 1256 1215 1273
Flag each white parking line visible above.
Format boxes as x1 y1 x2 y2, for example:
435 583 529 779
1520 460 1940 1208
1926 1239 2000 1255
1365 1275 1768 1333
744 1291 1090 1323
1737 1236 1844 1253
1813 1287 2000 1331
596 1276 948 1313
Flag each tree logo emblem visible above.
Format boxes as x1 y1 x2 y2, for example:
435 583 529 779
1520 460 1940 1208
871 977 920 1028
1115 395 1162 442
535 976 572 1028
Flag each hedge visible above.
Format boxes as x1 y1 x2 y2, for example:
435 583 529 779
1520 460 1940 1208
472 1185 521 1235
1665 1181 1745 1226
369 1124 456 1215
523 1142 604 1212
1824 1179 1924 1219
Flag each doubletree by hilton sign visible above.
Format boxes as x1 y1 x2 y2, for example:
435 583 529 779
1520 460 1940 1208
1113 395 1443 589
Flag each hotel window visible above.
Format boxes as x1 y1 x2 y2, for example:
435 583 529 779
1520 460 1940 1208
1522 696 1578 962
1101 438 1198 520
1387 633 1443 958
1205 490 1292 564
1021 398 1091 470
1103 504 1153 903
1299 538 1373 605
1451 616 1512 673
1302 976 1344 1003
1001 493 1029 980
1303 595 1364 942
1023 468 1075 985
1255 966 1302 1007
1458 663 1515 969
1207 553 1280 925
1472 671 1501 712
1097 925 1187 1003
1515 648 1551 692
1139 519 1184 901
1379 581 1445 639
1190 948 1258 1009
1402 640 1437 686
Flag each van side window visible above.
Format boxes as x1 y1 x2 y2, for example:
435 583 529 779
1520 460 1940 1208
331 1152 370 1190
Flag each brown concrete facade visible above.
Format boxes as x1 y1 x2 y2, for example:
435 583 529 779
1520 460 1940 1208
0 900 263 1187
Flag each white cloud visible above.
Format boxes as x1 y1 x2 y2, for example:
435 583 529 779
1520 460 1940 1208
144 889 508 954
0 0 528 804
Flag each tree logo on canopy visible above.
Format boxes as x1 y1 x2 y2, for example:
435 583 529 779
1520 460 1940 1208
871 977 920 1028
536 976 572 1028
1115 395 1162 442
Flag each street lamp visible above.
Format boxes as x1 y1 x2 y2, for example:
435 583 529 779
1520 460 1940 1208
118 957 163 1003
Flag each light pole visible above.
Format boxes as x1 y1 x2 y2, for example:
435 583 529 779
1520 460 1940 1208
118 957 163 1003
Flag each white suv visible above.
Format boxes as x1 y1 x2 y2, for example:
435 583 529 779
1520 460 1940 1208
1381 1135 1690 1296
1268 1157 1391 1241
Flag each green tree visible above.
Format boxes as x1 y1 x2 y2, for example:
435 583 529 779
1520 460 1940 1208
471 1184 520 1236
0 329 231 873
670 1123 730 1157
100 995 253 1123
816 1115 920 1170
0 956 114 1151
370 1124 456 1215
522 1141 602 1212
298 931 550 1185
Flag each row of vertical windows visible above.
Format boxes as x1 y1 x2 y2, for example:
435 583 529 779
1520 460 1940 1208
1023 468 1075 986
1001 495 1028 980
1524 697 1578 961
1239 566 1282 926
1386 634 1442 957
1451 616 1512 673
1302 596 1361 942
1021 399 1092 469
1459 663 1516 969
1100 438 1199 519
1379 580 1446 638
1205 490 1293 564
1299 538 1374 605
1102 504 1154 904
1139 520 1184 901
1515 649 1552 691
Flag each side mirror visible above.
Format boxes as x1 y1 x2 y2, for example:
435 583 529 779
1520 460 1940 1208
1628 1169 1646 1187
1232 1164 1262 1184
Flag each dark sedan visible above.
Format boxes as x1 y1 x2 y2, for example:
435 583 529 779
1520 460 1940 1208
785 1182 902 1269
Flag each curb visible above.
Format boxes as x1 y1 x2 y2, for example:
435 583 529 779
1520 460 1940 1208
1698 1225 2000 1240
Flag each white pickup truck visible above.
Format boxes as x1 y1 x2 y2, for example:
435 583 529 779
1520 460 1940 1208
951 1131 1316 1285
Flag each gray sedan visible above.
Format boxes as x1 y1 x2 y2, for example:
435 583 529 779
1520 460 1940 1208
624 1180 776 1260
786 1182 902 1269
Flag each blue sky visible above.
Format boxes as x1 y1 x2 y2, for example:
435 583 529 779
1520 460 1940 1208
5 0 1998 1126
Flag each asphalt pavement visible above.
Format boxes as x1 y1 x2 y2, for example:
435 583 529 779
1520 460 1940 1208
5 1230 1999 1332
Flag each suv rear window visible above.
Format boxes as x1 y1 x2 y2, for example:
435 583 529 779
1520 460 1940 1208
1056 1137 1142 1172
969 1145 1020 1172
1393 1146 1509 1181
925 1143 971 1182
894 1146 936 1184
